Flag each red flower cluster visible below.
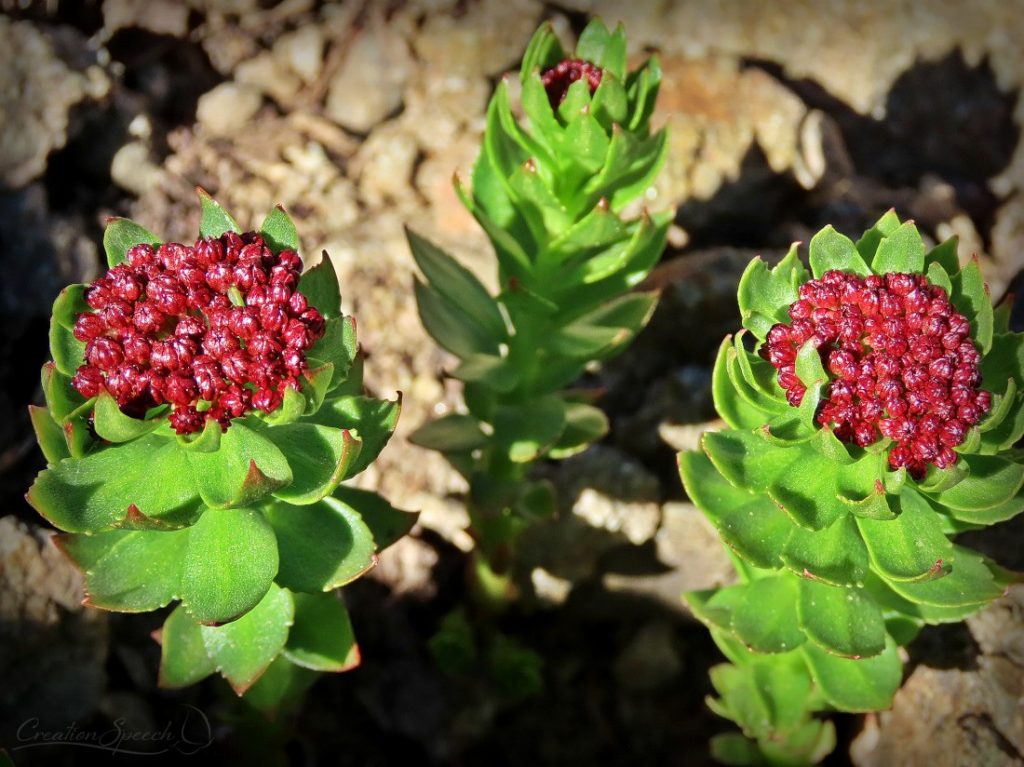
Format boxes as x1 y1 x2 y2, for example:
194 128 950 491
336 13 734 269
541 59 603 107
70 232 325 435
761 270 991 478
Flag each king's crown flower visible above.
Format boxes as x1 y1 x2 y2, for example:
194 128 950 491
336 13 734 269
679 212 1024 766
27 191 414 705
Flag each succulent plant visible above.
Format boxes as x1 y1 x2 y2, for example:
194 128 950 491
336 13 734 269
679 212 1024 765
406 19 669 593
27 191 414 704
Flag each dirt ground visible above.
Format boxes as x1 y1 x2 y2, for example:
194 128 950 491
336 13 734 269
1 1 1024 765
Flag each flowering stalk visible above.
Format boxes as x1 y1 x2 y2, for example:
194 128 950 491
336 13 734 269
679 212 1024 765
27 191 414 705
406 19 669 601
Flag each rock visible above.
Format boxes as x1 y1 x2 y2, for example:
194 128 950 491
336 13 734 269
196 82 263 135
613 622 683 692
602 502 735 613
850 585 1024 767
273 24 325 85
234 51 302 106
325 17 412 134
649 56 824 212
0 17 109 188
411 0 543 78
0 517 108 741
369 534 441 599
353 121 420 208
103 0 190 37
110 140 163 195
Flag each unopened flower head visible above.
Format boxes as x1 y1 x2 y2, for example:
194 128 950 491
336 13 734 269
70 232 325 434
541 59 603 106
761 270 991 478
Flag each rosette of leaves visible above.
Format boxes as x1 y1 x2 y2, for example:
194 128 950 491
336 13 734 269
406 19 670 587
679 212 1024 765
27 192 414 704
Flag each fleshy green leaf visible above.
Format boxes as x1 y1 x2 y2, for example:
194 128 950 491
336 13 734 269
928 453 1024 512
871 221 925 274
309 394 399 477
28 436 200 532
797 578 886 658
801 636 902 712
93 391 160 442
680 450 792 569
103 218 161 268
180 507 278 624
493 395 566 462
415 278 501 359
856 490 953 582
951 256 993 353
259 205 300 253
730 575 806 653
266 497 376 592
407 228 506 341
241 655 319 712
331 485 418 552
197 188 240 238
58 527 189 612
158 605 216 688
282 592 359 672
885 545 1008 608
737 247 806 339
809 226 869 278
409 413 489 453
186 421 292 509
200 583 293 694
29 404 70 465
781 513 869 586
856 209 901 265
712 338 769 430
264 423 360 504
297 251 342 319
548 402 608 459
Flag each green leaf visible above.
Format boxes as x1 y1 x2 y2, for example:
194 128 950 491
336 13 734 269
407 228 506 341
951 256 993 353
712 338 769 430
809 226 869 278
926 235 961 274
855 209 901 265
801 636 902 712
708 733 761 766
737 248 806 340
58 527 189 612
259 205 300 253
575 18 611 69
200 583 293 694
197 188 240 238
158 605 216 688
241 655 319 712
451 353 519 393
176 416 222 452
49 322 85 378
781 513 869 586
885 545 1007 608
409 413 488 453
679 450 792 569
103 218 161 268
186 421 292 509
282 592 359 672
519 21 563 81
925 260 953 294
264 423 360 504
514 480 557 521
798 578 886 658
266 496 377 592
493 395 566 462
548 402 608 459
415 278 501 359
93 391 160 442
29 404 70 465
331 485 418 552
297 251 342 319
309 394 399 477
548 292 658 360
856 490 953 582
28 436 200 533
307 316 356 388
794 339 827 389
180 507 278 624
41 362 86 423
872 221 925 274
929 453 1024 512
730 575 806 653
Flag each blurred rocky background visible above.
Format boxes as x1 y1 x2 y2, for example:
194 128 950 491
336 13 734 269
0 1 1022 765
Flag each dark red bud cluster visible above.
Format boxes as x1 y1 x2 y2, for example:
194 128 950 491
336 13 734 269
70 232 326 435
541 59 603 107
761 270 991 479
